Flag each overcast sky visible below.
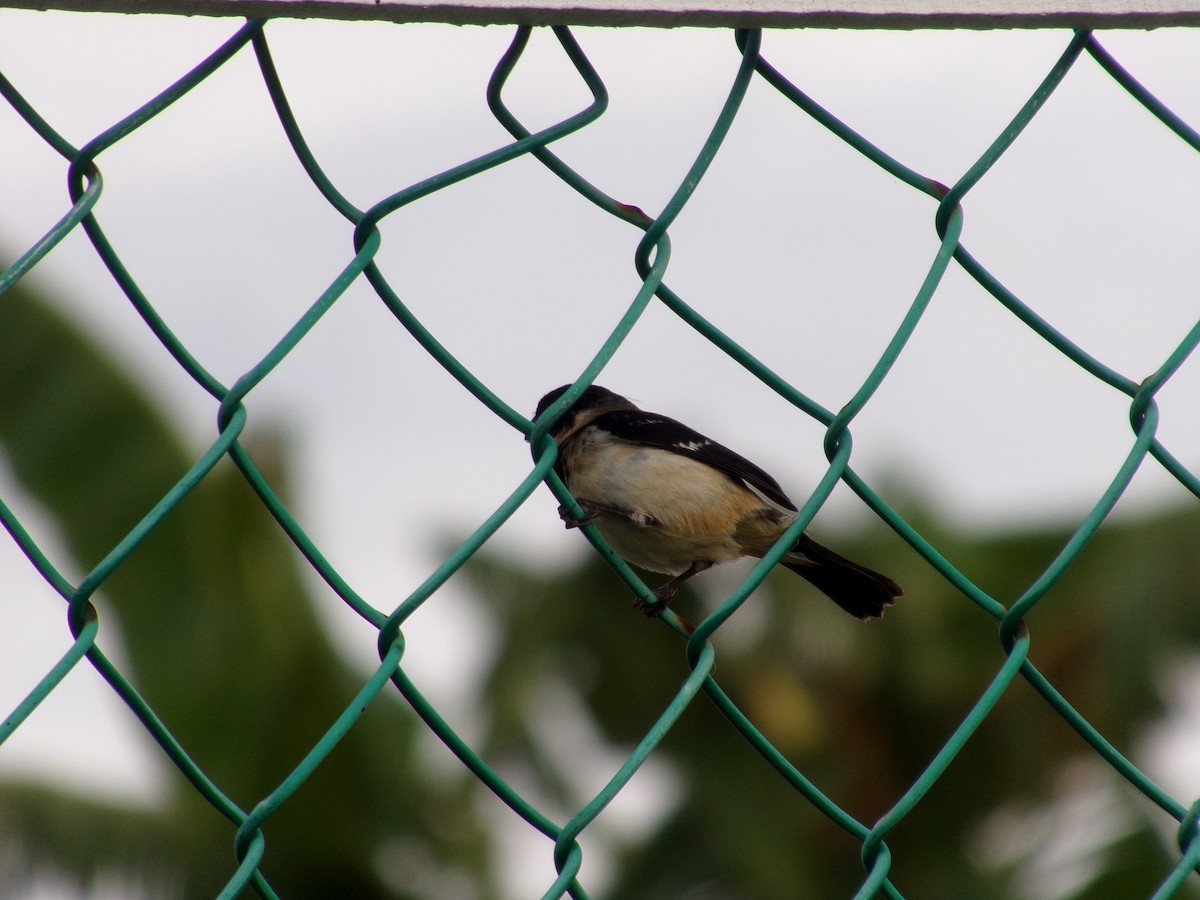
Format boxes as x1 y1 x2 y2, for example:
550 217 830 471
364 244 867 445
1 9 1198 878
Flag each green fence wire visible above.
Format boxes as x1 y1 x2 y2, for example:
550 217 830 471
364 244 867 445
1 14 1199 899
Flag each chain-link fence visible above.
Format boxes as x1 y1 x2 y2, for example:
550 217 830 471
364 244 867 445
2 11 1199 899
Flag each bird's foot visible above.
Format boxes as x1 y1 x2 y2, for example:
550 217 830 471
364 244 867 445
558 498 632 529
634 561 712 618
634 584 676 618
558 499 600 529
557 504 589 529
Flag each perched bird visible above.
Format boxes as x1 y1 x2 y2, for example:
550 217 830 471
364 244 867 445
534 384 902 619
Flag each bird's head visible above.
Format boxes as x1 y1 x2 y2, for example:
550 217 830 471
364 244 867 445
534 384 637 443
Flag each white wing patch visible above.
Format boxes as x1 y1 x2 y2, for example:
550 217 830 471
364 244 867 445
741 478 797 515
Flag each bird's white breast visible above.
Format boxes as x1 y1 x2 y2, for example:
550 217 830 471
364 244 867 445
563 428 772 575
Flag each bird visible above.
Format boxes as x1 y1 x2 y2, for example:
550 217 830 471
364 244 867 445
534 384 902 620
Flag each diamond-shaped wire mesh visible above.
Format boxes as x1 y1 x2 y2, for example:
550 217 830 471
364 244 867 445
1 13 1199 899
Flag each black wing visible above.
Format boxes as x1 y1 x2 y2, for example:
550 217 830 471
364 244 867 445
592 409 797 512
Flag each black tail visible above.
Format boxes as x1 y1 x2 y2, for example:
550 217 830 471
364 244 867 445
782 534 902 620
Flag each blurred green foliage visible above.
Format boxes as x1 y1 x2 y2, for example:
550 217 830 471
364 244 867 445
1 280 1197 898
0 284 486 898
462 500 1200 899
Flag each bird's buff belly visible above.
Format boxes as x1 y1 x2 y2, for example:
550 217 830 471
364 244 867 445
564 440 767 575
589 513 746 575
